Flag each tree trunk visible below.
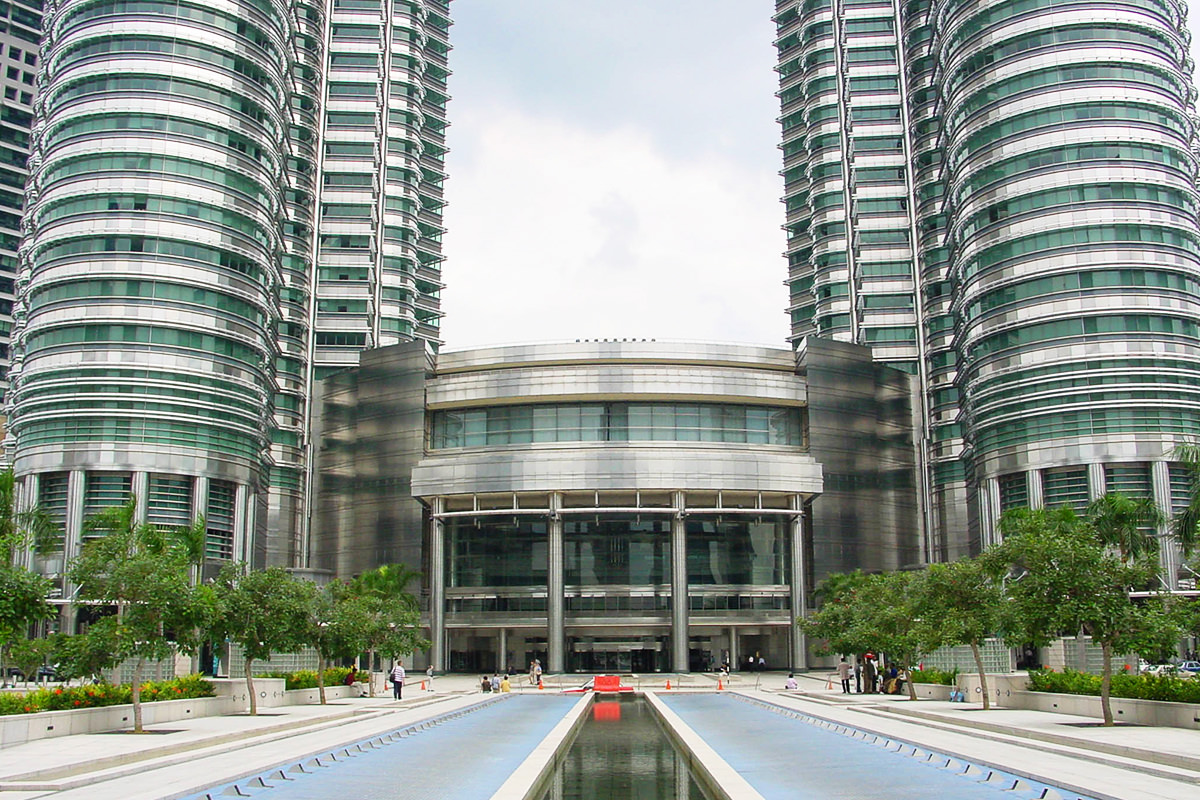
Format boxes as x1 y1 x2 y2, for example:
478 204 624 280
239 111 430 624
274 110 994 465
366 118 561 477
245 656 257 716
367 648 376 697
131 657 145 732
971 641 990 711
1100 641 1114 726
317 654 326 705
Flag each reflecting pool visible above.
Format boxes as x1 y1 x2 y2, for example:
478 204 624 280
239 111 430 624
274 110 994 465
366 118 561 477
540 696 709 800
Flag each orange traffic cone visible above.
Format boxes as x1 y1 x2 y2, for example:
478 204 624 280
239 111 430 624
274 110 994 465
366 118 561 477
420 680 426 691
665 680 671 690
717 678 724 691
538 679 544 690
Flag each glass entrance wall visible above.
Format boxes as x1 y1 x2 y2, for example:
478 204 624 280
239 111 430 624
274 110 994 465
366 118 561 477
564 514 672 586
686 515 788 585
445 516 548 587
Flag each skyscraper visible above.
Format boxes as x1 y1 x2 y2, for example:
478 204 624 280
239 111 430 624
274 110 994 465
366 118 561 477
776 0 1200 574
0 0 43 407
8 0 450 597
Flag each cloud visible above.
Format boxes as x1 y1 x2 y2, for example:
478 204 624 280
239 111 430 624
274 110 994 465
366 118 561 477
440 104 789 348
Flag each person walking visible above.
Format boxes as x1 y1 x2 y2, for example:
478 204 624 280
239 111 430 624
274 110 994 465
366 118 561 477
500 674 512 692
425 664 435 691
835 657 853 694
388 662 405 700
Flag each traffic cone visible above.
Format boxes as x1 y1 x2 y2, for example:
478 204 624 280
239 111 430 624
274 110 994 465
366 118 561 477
538 679 544 690
717 678 724 691
665 680 671 690
420 680 426 691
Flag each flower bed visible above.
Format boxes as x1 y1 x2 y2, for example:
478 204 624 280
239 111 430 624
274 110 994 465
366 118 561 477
0 674 214 716
260 667 364 690
1027 668 1200 704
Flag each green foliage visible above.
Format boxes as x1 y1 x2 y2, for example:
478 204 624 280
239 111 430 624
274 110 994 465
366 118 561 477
7 637 53 684
909 668 957 686
1027 668 1200 704
212 565 317 665
350 564 429 660
0 565 54 645
262 667 363 691
1086 492 1166 561
1170 441 1200 556
51 631 120 684
0 674 214 716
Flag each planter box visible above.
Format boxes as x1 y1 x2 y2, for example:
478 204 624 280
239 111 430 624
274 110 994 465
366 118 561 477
910 683 952 700
0 679 360 746
0 695 240 747
1005 689 1200 729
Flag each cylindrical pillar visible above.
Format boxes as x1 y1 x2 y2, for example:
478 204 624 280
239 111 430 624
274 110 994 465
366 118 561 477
429 498 446 670
497 627 508 674
790 499 808 670
1152 461 1177 589
548 495 565 673
671 491 688 672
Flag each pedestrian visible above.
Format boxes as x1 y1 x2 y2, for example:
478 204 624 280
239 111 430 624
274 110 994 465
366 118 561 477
425 664 435 691
534 660 543 685
758 655 766 671
529 659 539 685
388 662 405 700
862 657 877 694
747 655 755 672
490 674 501 692
835 657 852 694
500 675 512 692
482 675 492 692
343 668 359 696
785 673 798 690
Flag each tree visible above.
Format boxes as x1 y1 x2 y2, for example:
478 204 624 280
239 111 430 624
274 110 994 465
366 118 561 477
307 582 370 704
914 559 1004 709
67 498 210 732
213 565 316 715
8 636 53 687
0 563 54 679
798 570 874 661
800 569 931 699
1170 441 1200 557
983 507 1176 726
1086 492 1165 562
350 564 426 695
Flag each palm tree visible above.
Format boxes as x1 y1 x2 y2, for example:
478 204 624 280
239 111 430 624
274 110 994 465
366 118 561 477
1170 441 1200 557
1086 492 1165 561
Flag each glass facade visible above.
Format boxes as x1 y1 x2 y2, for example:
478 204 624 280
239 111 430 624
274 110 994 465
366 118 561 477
11 0 453 569
431 403 805 448
777 0 1200 557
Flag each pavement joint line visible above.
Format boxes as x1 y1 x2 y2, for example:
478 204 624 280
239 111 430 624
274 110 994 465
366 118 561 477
0 694 506 794
725 692 1101 800
858 702 1200 784
184 694 515 800
875 701 1200 774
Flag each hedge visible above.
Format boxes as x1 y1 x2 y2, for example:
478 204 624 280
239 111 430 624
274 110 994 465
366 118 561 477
909 668 957 686
0 674 214 716
1027 668 1200 704
260 667 364 690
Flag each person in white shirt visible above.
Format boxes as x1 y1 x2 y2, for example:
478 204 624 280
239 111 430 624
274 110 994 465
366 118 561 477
388 663 405 700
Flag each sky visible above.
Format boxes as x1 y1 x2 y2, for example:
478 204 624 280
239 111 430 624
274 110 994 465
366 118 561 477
438 1 787 349
438 2 1200 350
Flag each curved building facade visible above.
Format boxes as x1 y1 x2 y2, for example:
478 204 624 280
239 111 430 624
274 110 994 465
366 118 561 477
311 339 920 673
9 0 296 591
776 0 1200 569
941 0 1200 561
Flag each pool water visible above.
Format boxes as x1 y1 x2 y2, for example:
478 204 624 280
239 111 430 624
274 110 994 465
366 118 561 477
540 696 710 800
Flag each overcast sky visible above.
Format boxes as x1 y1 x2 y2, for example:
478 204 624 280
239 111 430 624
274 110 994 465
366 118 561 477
438 2 1200 350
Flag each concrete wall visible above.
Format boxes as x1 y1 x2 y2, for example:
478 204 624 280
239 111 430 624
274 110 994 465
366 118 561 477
0 679 360 746
1002 689 1200 729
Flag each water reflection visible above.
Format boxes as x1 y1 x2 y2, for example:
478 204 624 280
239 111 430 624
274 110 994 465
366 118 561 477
541 697 709 800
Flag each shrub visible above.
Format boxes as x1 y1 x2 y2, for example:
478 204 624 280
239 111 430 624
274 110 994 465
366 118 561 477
0 675 214 716
261 667 363 691
1027 669 1200 704
909 668 957 686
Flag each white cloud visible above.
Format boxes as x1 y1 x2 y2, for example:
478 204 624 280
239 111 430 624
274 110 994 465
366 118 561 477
440 105 789 348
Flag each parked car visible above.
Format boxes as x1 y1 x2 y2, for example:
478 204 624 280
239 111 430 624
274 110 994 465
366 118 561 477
1177 661 1200 675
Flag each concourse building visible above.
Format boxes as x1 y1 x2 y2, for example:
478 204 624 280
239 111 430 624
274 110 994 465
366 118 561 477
310 338 920 674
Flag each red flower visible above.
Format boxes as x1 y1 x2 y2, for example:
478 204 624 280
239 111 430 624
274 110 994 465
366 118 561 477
54 688 62 695
73 700 81 706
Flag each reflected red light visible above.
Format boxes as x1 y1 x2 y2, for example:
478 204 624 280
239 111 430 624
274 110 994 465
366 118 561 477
593 701 621 722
